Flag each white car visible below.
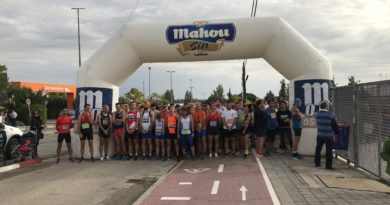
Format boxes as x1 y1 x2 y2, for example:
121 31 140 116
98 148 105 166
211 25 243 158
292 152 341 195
0 123 24 164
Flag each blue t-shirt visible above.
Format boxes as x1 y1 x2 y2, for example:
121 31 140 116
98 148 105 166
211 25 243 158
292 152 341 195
265 108 278 129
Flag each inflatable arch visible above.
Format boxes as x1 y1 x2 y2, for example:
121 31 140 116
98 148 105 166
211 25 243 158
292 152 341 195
76 17 332 156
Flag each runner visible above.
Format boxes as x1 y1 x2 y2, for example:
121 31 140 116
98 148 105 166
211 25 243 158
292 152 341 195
154 112 166 160
193 104 207 159
125 102 140 160
97 105 112 161
140 102 154 160
77 104 94 162
253 100 268 158
207 102 220 158
179 107 196 160
166 105 180 161
55 108 74 163
221 102 238 157
276 101 293 151
291 98 304 160
241 104 252 158
112 103 126 160
265 99 278 155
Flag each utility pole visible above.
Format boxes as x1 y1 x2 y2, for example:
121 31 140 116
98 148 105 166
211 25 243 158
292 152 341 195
71 8 85 67
166 70 175 103
148 67 151 97
189 79 195 97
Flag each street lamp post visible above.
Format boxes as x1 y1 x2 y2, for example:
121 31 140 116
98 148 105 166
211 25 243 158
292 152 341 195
71 8 85 67
166 70 175 103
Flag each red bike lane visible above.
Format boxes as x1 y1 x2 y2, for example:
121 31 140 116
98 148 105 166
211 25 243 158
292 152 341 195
140 157 275 205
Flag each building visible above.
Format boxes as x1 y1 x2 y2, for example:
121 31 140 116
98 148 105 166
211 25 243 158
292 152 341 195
12 81 76 109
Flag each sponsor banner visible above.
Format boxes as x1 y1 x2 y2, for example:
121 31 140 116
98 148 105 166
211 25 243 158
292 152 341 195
294 79 333 128
76 87 113 120
166 22 236 56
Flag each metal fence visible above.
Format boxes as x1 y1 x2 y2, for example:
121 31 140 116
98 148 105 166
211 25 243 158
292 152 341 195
334 80 390 183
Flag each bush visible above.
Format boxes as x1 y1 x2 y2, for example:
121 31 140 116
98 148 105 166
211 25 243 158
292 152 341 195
47 97 66 119
14 104 47 125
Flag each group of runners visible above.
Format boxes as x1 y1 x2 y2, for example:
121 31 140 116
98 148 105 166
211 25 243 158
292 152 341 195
55 98 306 163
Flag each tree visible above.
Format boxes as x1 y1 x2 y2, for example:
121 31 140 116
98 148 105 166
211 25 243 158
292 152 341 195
0 64 9 104
246 92 257 103
124 88 144 103
163 89 174 103
264 90 275 102
184 90 193 103
279 79 288 101
208 84 225 102
227 88 233 101
348 76 359 85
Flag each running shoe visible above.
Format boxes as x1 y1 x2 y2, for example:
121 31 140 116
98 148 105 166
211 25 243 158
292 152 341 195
79 157 84 163
147 155 152 160
100 156 104 161
297 153 304 160
69 158 74 163
134 155 138 161
142 155 146 160
192 155 197 161
105 156 111 160
214 152 218 158
291 153 299 160
209 153 213 158
91 157 95 162
128 155 133 160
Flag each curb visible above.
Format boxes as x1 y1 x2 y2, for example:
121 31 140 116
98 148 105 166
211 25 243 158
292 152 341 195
0 159 43 173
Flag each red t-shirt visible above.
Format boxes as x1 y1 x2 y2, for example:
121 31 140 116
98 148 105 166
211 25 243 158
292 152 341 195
126 111 138 129
56 116 73 134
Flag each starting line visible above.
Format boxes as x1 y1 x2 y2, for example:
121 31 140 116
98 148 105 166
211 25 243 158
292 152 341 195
160 197 191 201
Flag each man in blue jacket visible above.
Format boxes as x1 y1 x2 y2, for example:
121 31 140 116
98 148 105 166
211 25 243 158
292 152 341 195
315 101 339 169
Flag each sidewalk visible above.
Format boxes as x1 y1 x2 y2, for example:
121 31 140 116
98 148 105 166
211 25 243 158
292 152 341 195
261 152 390 205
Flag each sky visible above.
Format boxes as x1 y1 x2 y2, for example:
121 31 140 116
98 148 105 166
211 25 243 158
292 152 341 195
1 0 390 99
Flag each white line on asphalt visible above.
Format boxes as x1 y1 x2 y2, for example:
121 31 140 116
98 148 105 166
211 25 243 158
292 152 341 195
218 164 224 173
179 182 192 185
0 164 20 173
160 197 191 201
211 180 220 195
253 150 281 205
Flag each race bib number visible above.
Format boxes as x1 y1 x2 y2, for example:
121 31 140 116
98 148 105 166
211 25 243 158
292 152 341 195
226 119 234 127
102 119 109 125
156 128 163 135
81 123 90 129
142 118 149 123
271 113 276 119
62 125 70 130
115 119 122 125
197 123 202 130
128 114 135 119
181 129 191 135
210 121 217 127
169 124 176 128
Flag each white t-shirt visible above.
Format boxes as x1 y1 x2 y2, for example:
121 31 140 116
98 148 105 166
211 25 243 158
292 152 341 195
222 109 238 129
141 111 153 131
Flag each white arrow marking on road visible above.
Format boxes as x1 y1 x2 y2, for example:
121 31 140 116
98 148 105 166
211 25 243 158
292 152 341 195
183 168 210 174
218 164 224 173
240 185 248 201
211 180 220 195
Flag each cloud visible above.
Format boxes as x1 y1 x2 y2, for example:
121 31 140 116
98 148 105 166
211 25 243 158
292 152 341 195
1 0 390 99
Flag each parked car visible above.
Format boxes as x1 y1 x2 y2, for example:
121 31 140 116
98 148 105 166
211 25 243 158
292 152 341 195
0 123 24 165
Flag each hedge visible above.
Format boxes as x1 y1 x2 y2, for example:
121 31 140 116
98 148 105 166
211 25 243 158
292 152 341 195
15 104 47 125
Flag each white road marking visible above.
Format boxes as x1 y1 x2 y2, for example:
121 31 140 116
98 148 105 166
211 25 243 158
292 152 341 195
211 180 220 195
179 182 192 185
217 164 224 173
183 168 210 174
240 185 248 201
253 150 281 205
0 164 20 173
160 197 191 201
